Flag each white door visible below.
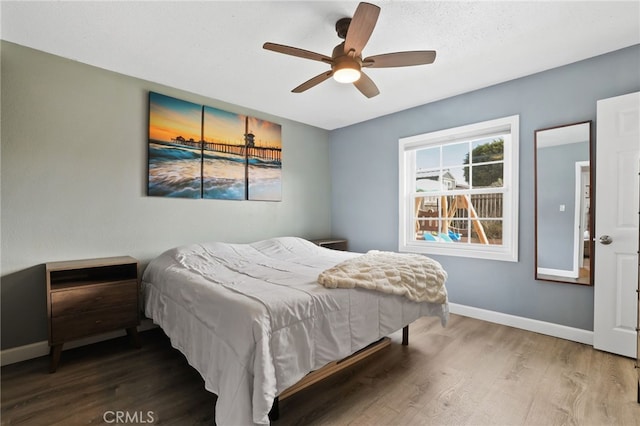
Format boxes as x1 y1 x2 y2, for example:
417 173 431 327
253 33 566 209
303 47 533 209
593 91 640 358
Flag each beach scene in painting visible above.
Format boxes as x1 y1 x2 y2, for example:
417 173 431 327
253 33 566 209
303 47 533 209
246 117 282 201
148 91 282 201
202 108 282 201
202 107 247 200
148 92 202 198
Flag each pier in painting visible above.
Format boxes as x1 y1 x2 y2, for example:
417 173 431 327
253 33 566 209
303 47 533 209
171 137 282 162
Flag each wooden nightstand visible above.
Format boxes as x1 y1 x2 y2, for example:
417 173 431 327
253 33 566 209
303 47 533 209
45 256 140 372
312 238 348 251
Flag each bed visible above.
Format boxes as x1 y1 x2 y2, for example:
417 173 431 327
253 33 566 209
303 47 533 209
142 236 448 425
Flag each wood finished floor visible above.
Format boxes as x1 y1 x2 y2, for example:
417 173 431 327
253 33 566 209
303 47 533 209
1 314 638 425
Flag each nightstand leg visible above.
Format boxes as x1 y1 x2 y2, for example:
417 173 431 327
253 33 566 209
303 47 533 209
49 344 63 373
126 327 141 349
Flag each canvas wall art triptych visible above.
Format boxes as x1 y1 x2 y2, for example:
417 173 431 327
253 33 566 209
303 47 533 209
147 91 282 201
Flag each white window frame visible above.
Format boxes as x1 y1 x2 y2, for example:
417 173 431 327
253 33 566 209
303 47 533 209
398 115 519 262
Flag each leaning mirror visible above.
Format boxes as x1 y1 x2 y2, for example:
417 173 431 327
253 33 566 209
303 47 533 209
535 121 593 285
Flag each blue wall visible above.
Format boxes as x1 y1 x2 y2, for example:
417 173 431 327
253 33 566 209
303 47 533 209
329 45 640 331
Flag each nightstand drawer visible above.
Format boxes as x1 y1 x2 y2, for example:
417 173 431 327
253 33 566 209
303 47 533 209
51 305 138 343
51 280 138 317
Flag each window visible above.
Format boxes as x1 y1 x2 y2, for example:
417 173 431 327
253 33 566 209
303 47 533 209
398 115 519 262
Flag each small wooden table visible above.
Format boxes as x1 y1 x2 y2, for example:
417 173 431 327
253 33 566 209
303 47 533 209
45 256 140 372
312 238 348 251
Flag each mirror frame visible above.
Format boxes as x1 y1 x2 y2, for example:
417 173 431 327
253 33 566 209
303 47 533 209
534 120 593 285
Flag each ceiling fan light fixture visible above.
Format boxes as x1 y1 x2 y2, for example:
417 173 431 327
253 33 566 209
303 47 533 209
334 67 361 83
333 58 361 83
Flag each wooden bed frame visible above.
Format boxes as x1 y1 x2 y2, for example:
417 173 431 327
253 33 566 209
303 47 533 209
269 325 409 420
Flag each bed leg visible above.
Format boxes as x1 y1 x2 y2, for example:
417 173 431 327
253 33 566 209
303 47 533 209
402 325 409 346
268 396 279 421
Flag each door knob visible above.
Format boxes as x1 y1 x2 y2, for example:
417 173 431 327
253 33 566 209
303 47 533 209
599 235 613 245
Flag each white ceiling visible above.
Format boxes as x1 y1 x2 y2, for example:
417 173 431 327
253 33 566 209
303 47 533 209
2 1 639 130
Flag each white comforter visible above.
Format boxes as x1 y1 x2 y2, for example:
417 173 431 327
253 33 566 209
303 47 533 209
142 237 448 425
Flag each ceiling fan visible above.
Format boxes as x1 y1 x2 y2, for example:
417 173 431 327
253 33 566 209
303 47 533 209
263 2 436 98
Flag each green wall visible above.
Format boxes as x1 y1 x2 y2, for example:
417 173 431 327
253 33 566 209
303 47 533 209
0 41 333 350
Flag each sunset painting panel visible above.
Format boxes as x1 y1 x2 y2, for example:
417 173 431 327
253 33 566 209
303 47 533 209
247 117 282 201
202 106 247 200
148 92 203 198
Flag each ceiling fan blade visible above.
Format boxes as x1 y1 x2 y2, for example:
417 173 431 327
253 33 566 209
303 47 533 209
353 71 379 98
292 70 334 93
344 2 380 57
263 42 332 64
363 51 437 68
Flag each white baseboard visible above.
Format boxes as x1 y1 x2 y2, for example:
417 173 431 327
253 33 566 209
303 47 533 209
537 267 578 279
448 303 593 345
2 307 594 367
0 319 157 367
